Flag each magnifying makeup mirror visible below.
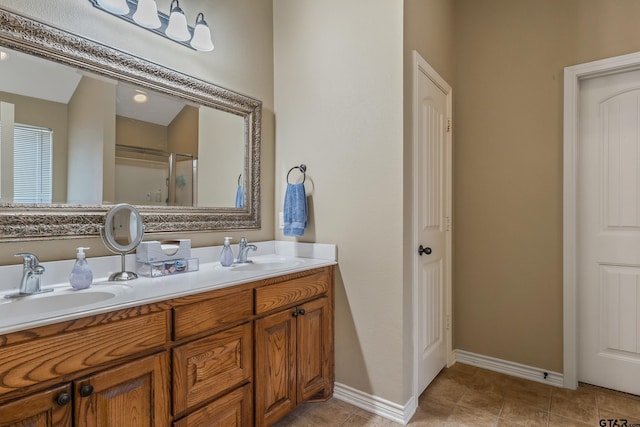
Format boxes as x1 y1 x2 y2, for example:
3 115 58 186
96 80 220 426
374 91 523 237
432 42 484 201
101 203 144 281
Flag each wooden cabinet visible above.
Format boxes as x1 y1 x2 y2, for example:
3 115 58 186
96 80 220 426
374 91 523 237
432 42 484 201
75 352 170 427
0 265 334 427
254 271 333 427
171 288 255 426
0 384 72 427
254 307 297 425
296 297 332 402
0 354 169 427
172 323 252 417
173 384 252 427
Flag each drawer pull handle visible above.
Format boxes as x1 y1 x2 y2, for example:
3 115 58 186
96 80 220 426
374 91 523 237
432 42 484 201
56 392 71 406
79 384 94 397
298 309 306 316
292 311 299 317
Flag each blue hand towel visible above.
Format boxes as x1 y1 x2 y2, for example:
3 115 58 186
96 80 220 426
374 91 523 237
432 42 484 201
283 183 307 236
235 184 244 208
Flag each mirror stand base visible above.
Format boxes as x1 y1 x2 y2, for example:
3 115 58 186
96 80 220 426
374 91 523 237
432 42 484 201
108 271 138 281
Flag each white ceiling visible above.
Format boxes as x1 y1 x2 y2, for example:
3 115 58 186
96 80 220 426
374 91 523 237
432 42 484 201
0 47 185 126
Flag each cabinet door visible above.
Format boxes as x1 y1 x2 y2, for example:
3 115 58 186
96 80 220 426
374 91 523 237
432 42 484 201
173 384 252 427
297 297 332 402
75 352 170 427
254 308 297 427
0 384 72 427
173 323 252 415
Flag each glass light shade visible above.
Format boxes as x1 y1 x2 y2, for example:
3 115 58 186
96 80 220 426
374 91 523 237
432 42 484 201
97 0 129 15
165 2 190 41
190 13 214 52
133 0 161 29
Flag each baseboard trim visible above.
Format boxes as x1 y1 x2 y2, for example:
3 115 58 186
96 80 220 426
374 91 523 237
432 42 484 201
333 382 416 425
454 349 564 387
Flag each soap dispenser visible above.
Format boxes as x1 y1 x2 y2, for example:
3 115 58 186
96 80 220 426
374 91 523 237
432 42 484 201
70 247 93 290
219 237 234 267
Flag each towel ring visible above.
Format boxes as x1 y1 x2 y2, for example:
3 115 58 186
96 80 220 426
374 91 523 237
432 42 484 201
287 164 307 184
238 174 242 185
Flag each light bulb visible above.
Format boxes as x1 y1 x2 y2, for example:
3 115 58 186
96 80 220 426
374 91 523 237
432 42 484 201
190 13 214 52
165 0 191 42
133 0 161 29
133 92 148 103
96 0 129 15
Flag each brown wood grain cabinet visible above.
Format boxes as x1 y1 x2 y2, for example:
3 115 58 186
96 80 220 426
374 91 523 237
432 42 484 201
254 274 334 427
0 384 73 427
0 354 170 427
0 265 334 427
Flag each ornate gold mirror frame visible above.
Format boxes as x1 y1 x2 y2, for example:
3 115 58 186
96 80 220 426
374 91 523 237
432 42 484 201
0 8 261 242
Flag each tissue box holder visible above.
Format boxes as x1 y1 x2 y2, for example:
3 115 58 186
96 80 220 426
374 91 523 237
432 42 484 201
136 239 191 263
137 258 199 278
136 239 196 277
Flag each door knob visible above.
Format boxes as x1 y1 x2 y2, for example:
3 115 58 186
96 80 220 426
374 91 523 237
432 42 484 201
418 245 432 256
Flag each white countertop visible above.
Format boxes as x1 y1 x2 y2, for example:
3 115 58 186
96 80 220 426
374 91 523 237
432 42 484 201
0 241 336 335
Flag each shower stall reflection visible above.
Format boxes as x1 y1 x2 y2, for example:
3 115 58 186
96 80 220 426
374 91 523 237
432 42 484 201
114 144 196 206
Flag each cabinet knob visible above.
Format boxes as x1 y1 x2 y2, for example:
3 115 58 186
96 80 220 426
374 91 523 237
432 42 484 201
291 311 299 317
79 384 94 397
298 309 306 316
56 392 71 406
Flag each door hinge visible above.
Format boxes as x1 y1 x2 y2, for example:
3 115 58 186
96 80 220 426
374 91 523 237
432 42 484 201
446 314 451 330
447 118 452 133
445 216 451 231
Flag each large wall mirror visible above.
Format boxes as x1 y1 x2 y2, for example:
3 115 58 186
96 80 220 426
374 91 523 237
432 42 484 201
0 8 261 241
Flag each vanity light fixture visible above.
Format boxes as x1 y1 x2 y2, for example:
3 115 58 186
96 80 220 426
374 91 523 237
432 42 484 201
165 0 190 41
132 0 161 29
190 13 214 52
89 0 214 52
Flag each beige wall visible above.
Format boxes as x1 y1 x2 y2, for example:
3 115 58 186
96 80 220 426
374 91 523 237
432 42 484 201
0 91 69 203
117 116 168 152
0 101 14 202
197 107 245 207
168 105 198 155
0 0 274 264
274 0 406 404
454 0 640 373
67 76 115 205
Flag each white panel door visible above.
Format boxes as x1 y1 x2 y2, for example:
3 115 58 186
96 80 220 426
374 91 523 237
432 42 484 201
414 54 450 395
578 69 640 395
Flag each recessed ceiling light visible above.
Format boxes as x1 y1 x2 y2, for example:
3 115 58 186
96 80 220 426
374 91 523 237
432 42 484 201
133 91 148 103
0 51 8 61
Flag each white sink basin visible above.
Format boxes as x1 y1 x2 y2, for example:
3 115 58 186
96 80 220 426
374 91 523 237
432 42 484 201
231 260 302 272
0 289 119 317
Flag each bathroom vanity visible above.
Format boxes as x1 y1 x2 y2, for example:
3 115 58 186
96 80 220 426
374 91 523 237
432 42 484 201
0 245 335 427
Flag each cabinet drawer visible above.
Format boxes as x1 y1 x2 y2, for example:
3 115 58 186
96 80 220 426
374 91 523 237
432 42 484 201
255 270 329 315
173 290 253 340
173 322 252 415
0 311 168 396
173 383 252 427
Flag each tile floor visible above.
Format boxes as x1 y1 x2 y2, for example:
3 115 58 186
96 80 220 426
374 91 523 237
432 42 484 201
273 363 640 426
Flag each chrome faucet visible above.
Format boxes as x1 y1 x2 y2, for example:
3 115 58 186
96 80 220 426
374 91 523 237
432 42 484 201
5 253 52 299
236 237 257 263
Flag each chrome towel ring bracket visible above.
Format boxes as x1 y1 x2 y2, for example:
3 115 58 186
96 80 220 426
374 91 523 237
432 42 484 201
287 164 307 184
